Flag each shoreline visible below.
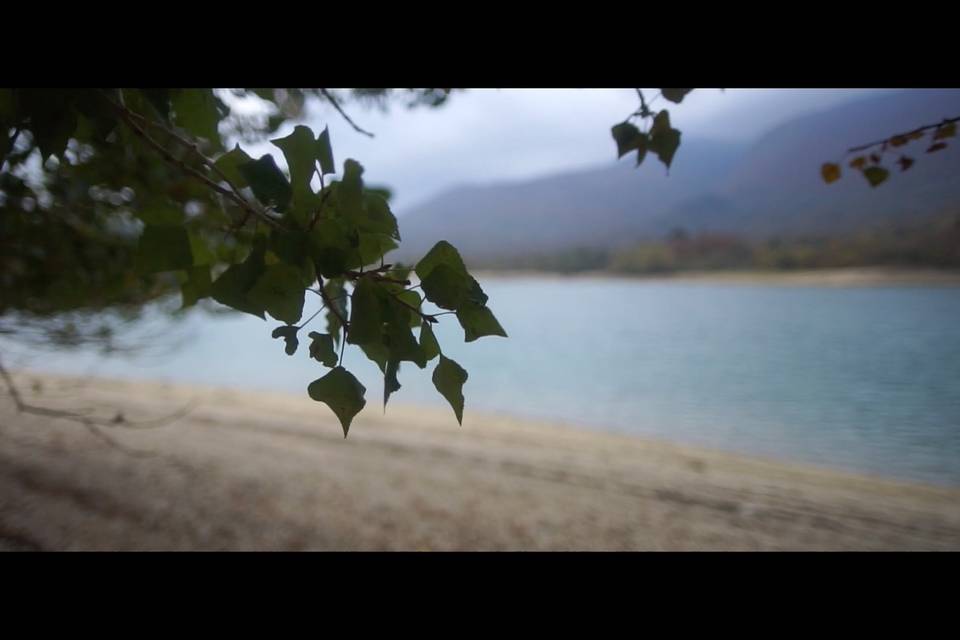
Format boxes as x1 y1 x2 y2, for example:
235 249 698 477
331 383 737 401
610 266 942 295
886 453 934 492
2 371 959 550
471 266 960 287
12 369 951 492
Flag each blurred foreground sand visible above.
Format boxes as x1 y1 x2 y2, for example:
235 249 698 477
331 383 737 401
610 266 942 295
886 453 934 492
1 371 959 551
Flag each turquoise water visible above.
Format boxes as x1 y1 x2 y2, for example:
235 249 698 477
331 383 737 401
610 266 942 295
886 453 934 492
14 277 960 486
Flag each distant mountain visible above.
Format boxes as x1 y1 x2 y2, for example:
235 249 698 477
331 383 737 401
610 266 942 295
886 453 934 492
392 89 960 263
392 139 747 261
660 88 960 238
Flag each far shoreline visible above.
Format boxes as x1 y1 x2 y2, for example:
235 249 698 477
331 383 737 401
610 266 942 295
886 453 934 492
470 266 960 288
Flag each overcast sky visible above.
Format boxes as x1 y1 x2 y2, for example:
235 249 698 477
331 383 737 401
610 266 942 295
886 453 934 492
247 89 892 215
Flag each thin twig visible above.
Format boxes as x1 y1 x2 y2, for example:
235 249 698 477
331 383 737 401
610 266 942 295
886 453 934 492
387 290 439 323
320 89 375 138
129 109 250 200
317 278 349 330
297 306 325 330
0 355 194 456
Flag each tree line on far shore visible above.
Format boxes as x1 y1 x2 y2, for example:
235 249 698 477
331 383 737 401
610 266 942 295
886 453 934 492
469 211 960 274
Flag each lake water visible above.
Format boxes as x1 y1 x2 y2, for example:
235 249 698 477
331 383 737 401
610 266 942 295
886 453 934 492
13 277 960 487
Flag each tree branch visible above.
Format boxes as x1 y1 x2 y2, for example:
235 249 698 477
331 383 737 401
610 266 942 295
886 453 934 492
0 354 195 457
320 89 375 138
102 92 283 230
846 116 960 155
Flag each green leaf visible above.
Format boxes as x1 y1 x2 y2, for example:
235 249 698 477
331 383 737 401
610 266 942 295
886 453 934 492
135 207 186 227
648 110 681 169
309 217 359 277
660 89 693 104
456 301 508 342
214 144 253 189
421 263 469 310
268 229 315 286
383 300 427 369
172 89 223 149
394 289 423 327
248 263 306 324
611 122 646 159
180 266 212 308
863 166 889 187
366 184 393 202
384 358 401 410
466 277 489 306
239 155 292 212
271 325 300 356
307 332 338 367
415 240 468 281
419 320 440 362
308 366 367 437
316 126 335 175
358 232 398 268
348 279 383 345
339 159 366 220
415 241 483 311
272 125 317 209
135 225 193 274
360 341 389 373
70 91 117 143
362 192 401 240
433 355 468 425
211 239 268 319
189 232 215 266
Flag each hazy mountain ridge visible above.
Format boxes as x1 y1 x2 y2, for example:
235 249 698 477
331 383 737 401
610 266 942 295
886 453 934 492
392 90 960 263
664 88 960 238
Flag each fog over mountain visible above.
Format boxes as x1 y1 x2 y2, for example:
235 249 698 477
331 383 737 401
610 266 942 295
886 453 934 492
392 89 960 263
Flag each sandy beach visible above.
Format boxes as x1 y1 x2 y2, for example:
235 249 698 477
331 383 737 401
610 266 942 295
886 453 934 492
1 371 959 551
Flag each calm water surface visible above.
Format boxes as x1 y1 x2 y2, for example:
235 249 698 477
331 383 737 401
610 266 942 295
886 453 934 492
16 277 960 486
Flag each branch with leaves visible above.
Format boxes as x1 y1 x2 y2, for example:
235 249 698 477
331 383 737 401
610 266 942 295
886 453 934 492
821 116 959 188
610 89 693 172
0 88 506 439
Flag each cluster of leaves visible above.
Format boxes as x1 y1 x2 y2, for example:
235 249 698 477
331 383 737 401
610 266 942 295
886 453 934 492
611 89 693 171
0 88 503 435
821 117 958 188
607 89 958 191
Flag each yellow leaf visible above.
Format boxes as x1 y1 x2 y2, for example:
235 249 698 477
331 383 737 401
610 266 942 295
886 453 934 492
821 163 841 184
889 135 909 147
933 123 957 140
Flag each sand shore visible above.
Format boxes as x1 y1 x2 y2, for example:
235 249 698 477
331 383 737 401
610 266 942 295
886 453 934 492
1 371 959 551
